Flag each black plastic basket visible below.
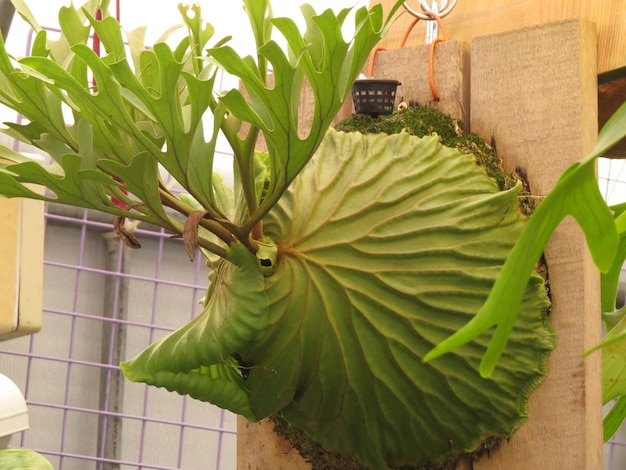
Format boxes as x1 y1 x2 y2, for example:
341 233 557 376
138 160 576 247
351 78 401 117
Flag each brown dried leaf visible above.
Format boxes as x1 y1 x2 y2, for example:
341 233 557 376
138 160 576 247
113 216 142 249
183 211 207 261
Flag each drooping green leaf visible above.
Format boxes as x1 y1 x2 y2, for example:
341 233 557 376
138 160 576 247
120 242 269 420
588 306 626 358
586 307 626 442
0 448 54 470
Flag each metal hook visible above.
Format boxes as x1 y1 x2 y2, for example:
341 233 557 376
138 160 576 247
402 0 457 43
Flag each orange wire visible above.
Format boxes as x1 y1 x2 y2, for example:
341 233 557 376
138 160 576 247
367 18 419 78
399 18 420 48
367 45 386 78
424 12 449 102
366 13 449 101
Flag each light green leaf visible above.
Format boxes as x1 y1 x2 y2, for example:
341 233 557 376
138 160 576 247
96 151 170 222
0 448 54 470
605 396 626 442
243 0 271 54
86 12 127 61
588 306 626 358
210 1 405 231
125 26 148 74
599 311 626 404
120 243 269 420
600 202 626 315
58 4 91 48
258 130 551 468
10 0 41 33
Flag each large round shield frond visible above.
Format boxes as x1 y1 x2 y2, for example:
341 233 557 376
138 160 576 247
247 129 555 468
122 129 554 470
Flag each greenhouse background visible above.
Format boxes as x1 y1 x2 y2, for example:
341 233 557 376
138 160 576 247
0 0 625 468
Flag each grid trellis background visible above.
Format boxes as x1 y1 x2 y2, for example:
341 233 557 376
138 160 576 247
0 202 237 469
0 7 238 466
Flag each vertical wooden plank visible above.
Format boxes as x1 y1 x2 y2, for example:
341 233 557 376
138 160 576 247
369 41 468 122
0 198 19 334
237 416 311 469
372 0 625 74
470 19 601 470
0 196 44 340
16 198 44 335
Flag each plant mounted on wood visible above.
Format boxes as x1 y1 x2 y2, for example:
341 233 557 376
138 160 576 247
1 0 626 468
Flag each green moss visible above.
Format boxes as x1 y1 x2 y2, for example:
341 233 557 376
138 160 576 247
335 106 464 150
270 415 366 470
271 413 501 470
335 106 536 216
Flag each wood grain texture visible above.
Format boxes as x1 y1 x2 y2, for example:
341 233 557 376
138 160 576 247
368 40 468 122
0 197 44 340
237 417 311 470
0 198 19 334
16 198 44 335
373 0 625 75
470 18 602 470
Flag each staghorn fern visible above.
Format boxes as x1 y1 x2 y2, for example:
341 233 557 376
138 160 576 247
0 0 625 467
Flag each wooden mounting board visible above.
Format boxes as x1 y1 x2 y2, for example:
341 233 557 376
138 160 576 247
470 17 602 470
0 197 44 341
368 40 468 123
372 0 626 76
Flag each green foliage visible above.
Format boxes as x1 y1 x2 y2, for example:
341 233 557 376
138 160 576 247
423 103 626 377
0 0 404 259
5 0 626 463
0 448 54 469
587 196 626 441
335 106 520 193
121 242 266 420
125 129 554 469
415 97 626 441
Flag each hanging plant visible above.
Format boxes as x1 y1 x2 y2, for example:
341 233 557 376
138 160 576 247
4 0 626 468
259 106 555 469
